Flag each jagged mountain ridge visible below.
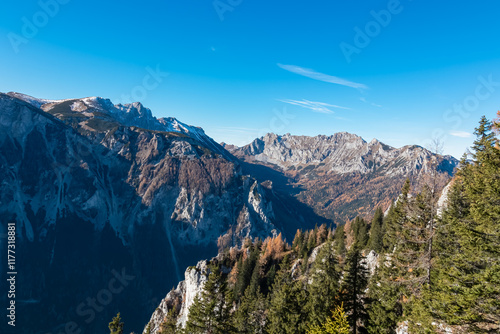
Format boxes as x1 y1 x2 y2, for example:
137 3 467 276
228 133 458 221
8 91 229 160
0 93 323 334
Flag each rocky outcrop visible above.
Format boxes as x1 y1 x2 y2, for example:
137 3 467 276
145 260 211 334
363 250 380 276
436 180 454 217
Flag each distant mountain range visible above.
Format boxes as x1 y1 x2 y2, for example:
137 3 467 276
226 132 458 222
0 92 457 333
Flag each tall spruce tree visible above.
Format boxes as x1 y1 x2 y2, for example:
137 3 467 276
267 257 308 334
383 179 410 252
366 264 402 334
334 225 346 257
306 241 342 328
352 217 369 248
292 230 304 253
367 180 412 334
367 207 384 253
341 246 370 334
234 245 259 301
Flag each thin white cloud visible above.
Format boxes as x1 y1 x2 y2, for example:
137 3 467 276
360 96 382 108
278 64 368 90
278 99 350 114
450 131 472 138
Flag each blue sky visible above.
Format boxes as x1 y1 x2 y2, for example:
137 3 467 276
1 0 500 158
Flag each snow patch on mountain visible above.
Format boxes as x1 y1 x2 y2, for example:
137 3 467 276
6 92 63 108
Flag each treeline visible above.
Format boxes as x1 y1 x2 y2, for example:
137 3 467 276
118 115 500 334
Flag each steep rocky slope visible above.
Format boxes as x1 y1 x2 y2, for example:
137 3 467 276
0 93 321 334
229 133 458 221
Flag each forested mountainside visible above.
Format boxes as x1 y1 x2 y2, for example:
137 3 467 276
142 116 499 334
228 133 458 222
0 93 322 334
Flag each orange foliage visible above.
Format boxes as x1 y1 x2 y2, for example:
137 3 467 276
260 233 285 265
228 262 239 285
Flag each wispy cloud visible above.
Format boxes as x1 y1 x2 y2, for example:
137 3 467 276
360 96 382 108
278 99 350 114
278 64 368 90
450 131 472 138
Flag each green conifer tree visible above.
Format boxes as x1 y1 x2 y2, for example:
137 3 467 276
233 286 268 334
383 179 410 252
366 264 402 334
109 312 124 334
185 266 233 334
341 246 370 334
158 308 179 334
307 229 317 252
306 241 341 328
367 207 384 253
267 257 308 334
352 217 369 248
334 225 346 257
234 246 259 301
292 229 304 252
